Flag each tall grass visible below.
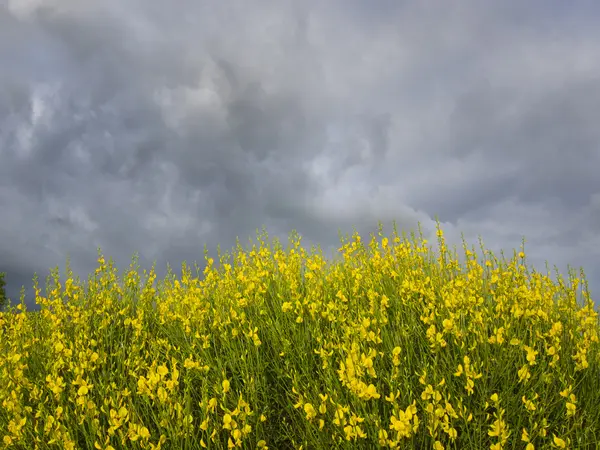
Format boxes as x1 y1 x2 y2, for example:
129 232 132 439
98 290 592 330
1 222 599 449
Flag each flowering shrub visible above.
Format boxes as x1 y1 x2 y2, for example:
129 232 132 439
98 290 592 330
0 222 598 449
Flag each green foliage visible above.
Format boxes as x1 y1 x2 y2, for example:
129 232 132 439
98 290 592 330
0 272 6 311
0 223 599 448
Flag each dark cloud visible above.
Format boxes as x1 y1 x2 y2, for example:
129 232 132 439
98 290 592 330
1 1 599 308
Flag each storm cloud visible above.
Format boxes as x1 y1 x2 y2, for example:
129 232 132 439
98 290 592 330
1 1 600 308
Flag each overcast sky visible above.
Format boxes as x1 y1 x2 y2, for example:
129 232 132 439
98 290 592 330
2 1 600 310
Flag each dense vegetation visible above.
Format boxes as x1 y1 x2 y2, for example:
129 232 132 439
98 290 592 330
1 222 599 449
0 272 7 312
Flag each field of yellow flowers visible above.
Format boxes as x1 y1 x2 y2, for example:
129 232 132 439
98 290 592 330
1 222 599 449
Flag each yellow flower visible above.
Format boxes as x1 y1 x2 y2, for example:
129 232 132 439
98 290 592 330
157 365 169 378
442 318 454 331
552 435 567 448
304 403 317 421
518 365 531 383
523 345 538 365
361 384 380 400
378 429 388 446
207 398 217 412
522 396 536 412
447 427 457 440
222 379 230 393
560 387 572 398
200 419 209 431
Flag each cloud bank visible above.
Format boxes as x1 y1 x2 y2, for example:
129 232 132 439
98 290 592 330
1 1 600 307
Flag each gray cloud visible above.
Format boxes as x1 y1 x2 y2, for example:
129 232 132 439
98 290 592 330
1 1 599 308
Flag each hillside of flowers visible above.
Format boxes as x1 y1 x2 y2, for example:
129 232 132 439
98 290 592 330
1 222 599 449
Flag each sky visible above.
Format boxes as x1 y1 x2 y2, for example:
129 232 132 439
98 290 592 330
1 0 600 310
